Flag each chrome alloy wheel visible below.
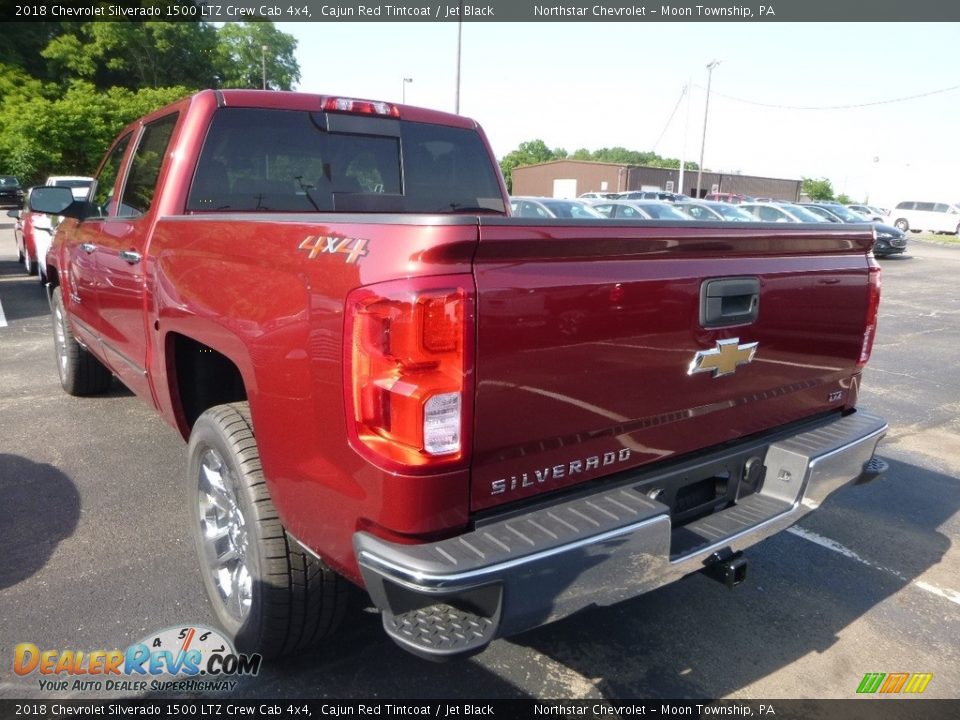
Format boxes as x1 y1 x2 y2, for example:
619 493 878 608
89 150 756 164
54 304 68 378
198 448 253 620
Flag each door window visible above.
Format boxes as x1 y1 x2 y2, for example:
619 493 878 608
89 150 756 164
89 134 133 219
117 113 179 218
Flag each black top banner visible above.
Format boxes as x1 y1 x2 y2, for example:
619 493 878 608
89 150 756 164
3 0 960 22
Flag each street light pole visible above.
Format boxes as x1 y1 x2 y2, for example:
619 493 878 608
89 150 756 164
261 44 268 90
454 10 463 113
695 60 720 199
678 80 691 196
402 77 413 103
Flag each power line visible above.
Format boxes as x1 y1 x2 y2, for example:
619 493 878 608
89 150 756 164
693 83 960 110
652 84 687 152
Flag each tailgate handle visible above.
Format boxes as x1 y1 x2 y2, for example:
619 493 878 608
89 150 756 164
700 277 759 327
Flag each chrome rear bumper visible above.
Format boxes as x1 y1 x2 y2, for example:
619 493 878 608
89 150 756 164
354 410 887 660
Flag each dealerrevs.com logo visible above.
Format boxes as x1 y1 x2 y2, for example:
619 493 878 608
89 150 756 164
14 625 261 693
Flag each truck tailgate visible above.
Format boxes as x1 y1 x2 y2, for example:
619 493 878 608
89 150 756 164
470 221 876 511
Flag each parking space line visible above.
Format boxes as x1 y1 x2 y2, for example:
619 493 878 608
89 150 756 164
0 294 7 327
787 526 960 607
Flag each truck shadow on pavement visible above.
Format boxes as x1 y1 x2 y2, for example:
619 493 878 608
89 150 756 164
222 455 955 699
0 259 52 323
0 454 80 592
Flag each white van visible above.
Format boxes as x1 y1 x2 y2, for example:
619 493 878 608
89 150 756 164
888 201 960 234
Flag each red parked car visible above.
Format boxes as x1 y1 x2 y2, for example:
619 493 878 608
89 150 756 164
8 187 41 276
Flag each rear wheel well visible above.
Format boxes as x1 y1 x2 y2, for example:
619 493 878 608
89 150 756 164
171 334 247 431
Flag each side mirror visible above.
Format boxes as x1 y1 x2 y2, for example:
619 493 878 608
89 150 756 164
30 186 85 219
5 209 20 219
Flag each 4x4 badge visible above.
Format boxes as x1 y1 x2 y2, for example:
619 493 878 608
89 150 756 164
688 338 758 378
298 235 369 264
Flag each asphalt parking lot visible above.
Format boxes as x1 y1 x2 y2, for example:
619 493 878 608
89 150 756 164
1 225 957 701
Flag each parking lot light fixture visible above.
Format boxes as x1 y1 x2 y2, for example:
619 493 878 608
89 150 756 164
695 60 721 199
402 77 413 103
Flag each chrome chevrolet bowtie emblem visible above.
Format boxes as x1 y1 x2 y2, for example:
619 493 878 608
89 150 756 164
688 338 758 378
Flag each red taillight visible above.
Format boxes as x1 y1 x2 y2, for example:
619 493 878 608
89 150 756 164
345 276 473 470
858 261 882 366
322 97 400 118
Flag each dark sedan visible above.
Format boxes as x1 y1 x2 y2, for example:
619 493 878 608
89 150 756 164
801 202 908 257
0 175 24 207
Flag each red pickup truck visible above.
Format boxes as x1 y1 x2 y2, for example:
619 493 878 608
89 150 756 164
32 90 887 661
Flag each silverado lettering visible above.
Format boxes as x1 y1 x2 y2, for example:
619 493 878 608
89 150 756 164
491 448 633 494
32 89 887 661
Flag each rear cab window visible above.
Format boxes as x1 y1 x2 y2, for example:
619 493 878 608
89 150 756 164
186 108 505 215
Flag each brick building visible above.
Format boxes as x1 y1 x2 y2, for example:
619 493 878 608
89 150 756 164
511 160 801 201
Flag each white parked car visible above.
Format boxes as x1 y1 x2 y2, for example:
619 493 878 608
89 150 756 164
33 175 94 282
887 200 960 234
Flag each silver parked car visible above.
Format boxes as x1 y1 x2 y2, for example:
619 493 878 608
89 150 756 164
510 196 605 219
676 201 760 222
739 202 829 223
593 200 690 221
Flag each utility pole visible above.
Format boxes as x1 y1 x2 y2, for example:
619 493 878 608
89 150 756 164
695 60 720 199
402 77 413 103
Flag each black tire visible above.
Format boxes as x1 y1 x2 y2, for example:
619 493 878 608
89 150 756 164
188 402 350 657
51 287 113 396
894 218 908 232
24 247 36 276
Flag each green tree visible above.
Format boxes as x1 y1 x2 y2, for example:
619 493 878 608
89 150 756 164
0 81 189 184
0 22 65 82
499 139 567 192
215 23 300 90
802 177 835 201
41 22 220 90
836 193 854 205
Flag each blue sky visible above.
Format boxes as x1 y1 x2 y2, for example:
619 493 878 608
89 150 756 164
279 21 959 206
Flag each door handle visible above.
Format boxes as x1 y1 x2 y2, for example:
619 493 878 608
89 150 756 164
80 243 96 254
119 250 142 265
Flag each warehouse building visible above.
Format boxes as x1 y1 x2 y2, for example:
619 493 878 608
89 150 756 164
511 160 801 201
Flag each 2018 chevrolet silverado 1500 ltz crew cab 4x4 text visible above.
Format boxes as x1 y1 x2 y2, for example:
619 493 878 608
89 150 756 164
31 90 887 661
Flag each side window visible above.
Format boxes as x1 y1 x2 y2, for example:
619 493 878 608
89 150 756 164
117 113 179 218
916 202 935 212
90 134 133 218
532 203 552 219
514 202 535 218
933 203 948 213
593 204 612 217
